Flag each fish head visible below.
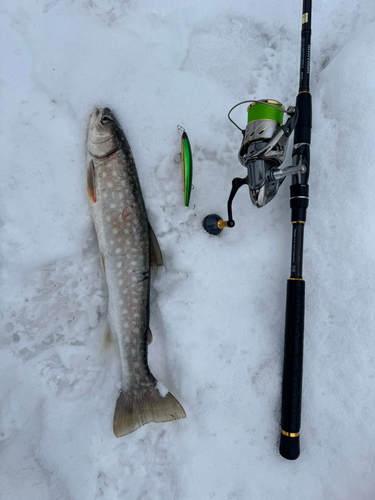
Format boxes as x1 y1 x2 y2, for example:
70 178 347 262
87 107 121 159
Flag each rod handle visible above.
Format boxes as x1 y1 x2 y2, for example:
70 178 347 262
280 278 305 460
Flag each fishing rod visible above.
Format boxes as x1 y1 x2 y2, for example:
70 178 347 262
203 0 312 460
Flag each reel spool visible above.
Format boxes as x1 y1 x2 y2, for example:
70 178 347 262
203 99 305 235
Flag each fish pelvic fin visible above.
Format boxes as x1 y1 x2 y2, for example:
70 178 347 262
147 327 153 345
113 385 186 437
149 224 163 269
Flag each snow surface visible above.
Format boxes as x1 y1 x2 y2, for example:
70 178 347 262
1 0 375 498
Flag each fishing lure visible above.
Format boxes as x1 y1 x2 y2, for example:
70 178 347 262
177 126 193 207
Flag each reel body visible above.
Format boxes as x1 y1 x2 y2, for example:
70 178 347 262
239 100 288 208
203 99 304 235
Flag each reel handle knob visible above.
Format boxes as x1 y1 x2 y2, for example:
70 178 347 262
202 214 225 235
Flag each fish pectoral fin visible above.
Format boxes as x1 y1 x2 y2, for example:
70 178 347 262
149 224 163 269
147 328 153 345
87 160 96 202
113 384 186 437
100 321 115 355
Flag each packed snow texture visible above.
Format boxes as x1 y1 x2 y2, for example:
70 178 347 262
1 0 375 498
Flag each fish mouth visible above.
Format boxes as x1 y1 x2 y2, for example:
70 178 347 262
89 108 101 130
91 108 100 118
88 107 121 158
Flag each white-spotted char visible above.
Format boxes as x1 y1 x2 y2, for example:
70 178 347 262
87 107 185 436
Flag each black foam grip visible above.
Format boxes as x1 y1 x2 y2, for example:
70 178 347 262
294 93 312 145
280 279 305 460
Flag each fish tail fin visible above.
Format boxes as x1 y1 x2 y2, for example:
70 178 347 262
113 385 186 437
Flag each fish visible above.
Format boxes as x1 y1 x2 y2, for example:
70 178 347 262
87 107 186 437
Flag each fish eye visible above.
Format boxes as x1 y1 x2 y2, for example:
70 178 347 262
101 116 112 125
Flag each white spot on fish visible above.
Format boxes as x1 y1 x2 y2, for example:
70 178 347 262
134 313 139 317
110 240 114 245
103 172 107 177
122 309 128 314
131 261 136 265
133 362 139 368
123 289 128 294
124 229 129 234
115 248 121 253
133 298 138 303
117 262 122 268
125 337 130 343
132 277 137 282
124 322 129 328
118 279 123 285
108 182 113 188
128 269 132 274
106 216 111 221
113 228 118 234
103 193 108 198
131 349 136 356
119 299 124 305
110 203 116 208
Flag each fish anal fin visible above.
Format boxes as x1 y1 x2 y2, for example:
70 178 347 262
113 385 186 437
149 224 163 269
100 321 115 355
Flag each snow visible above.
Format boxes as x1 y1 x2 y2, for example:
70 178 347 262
1 0 375 498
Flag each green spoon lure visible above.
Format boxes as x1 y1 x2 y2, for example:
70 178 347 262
178 126 193 207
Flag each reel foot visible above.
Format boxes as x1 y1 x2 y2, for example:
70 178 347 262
202 214 224 235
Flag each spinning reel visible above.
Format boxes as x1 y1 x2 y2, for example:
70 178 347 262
203 99 306 234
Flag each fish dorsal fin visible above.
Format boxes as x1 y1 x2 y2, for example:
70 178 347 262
100 321 115 355
149 224 163 269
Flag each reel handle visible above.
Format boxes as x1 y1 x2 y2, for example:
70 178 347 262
279 278 305 460
202 176 248 235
